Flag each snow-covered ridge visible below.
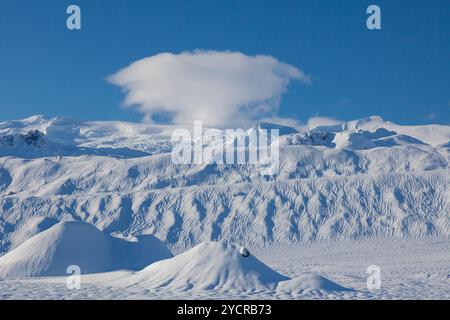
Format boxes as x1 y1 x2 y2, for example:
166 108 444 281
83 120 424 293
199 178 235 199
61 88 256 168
1 170 447 254
0 115 448 157
0 115 176 157
0 115 448 253
0 115 448 196
0 129 58 158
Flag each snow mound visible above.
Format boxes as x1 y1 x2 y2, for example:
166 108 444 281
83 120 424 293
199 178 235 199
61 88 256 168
0 221 111 277
277 273 352 294
0 221 173 277
115 241 289 291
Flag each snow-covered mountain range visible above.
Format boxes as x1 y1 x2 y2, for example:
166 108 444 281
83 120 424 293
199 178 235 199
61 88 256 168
0 115 448 254
0 116 450 253
0 115 448 299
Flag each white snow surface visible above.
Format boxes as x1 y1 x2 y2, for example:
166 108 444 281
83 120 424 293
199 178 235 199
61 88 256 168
0 115 448 299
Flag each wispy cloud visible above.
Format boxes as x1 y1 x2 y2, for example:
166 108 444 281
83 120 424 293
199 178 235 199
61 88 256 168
306 116 343 129
425 111 436 120
108 50 310 128
338 98 352 106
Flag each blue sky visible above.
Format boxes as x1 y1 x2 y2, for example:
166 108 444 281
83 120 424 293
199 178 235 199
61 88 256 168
0 0 449 125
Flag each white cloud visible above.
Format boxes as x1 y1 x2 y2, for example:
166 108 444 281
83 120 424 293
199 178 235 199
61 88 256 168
108 50 310 128
306 116 343 129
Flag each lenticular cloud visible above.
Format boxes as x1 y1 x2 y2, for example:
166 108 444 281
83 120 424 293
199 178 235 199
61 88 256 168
108 50 309 128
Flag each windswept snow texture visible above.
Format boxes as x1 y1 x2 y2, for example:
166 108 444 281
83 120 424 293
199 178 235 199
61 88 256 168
0 221 172 277
0 115 449 299
9 216 59 249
